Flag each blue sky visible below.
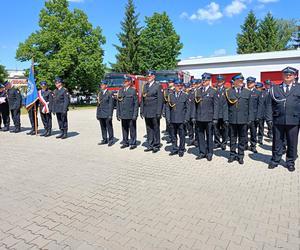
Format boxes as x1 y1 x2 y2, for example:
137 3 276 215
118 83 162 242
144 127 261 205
0 0 298 70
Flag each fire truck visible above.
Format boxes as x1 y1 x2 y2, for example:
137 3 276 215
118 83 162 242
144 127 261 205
104 72 148 103
151 70 191 89
103 70 191 104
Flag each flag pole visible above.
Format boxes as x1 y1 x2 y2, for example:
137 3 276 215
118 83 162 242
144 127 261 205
32 58 38 135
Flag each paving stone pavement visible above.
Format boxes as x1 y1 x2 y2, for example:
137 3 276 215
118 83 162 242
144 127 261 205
0 108 299 250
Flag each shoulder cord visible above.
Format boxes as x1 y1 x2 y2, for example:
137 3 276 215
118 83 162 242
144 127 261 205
270 87 286 103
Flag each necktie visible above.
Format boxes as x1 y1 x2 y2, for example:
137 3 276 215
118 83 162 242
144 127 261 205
285 85 290 94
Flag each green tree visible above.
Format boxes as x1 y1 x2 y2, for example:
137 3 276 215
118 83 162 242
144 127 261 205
138 12 183 73
276 19 298 49
16 0 106 94
112 0 141 74
0 65 8 83
236 10 260 54
257 12 280 52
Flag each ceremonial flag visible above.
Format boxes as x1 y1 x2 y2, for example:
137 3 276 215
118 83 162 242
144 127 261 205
25 65 38 110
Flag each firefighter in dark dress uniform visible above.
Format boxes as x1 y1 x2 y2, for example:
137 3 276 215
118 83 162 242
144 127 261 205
5 81 22 133
226 74 254 165
267 67 300 172
192 73 219 161
245 77 263 153
140 71 164 153
0 84 10 131
52 77 70 139
96 80 114 146
166 80 190 157
117 76 139 150
38 81 53 137
162 79 175 143
213 75 229 150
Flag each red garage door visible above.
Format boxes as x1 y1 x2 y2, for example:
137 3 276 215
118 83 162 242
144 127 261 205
261 71 282 85
212 73 240 88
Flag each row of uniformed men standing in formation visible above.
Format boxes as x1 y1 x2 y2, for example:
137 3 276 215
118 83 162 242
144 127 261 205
0 77 70 139
97 67 300 172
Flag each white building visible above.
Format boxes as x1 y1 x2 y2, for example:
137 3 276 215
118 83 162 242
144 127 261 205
7 69 27 85
177 49 300 85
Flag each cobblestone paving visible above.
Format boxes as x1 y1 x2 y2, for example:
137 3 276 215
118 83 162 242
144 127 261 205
0 108 299 250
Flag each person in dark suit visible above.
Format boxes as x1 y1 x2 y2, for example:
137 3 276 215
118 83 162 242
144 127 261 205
192 73 219 161
186 80 196 146
162 79 175 143
96 80 114 146
268 67 300 172
116 76 139 150
245 77 263 153
213 75 229 150
0 83 10 131
140 71 164 153
226 74 254 165
165 80 190 157
27 99 39 136
52 77 70 139
5 81 22 133
38 81 53 137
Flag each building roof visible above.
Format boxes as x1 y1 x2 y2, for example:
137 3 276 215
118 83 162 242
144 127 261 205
178 49 300 66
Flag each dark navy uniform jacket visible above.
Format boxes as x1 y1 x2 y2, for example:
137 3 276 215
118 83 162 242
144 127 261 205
0 90 9 112
258 89 272 121
7 88 22 110
116 87 139 120
226 87 254 124
267 83 300 125
96 90 114 119
52 87 70 113
192 86 219 122
140 81 164 118
216 86 229 121
186 89 195 120
166 91 190 123
249 88 263 120
39 89 53 112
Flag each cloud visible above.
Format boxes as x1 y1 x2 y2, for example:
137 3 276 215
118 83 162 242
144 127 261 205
180 12 189 19
212 49 226 57
188 2 223 24
0 45 8 49
258 0 278 3
224 0 247 17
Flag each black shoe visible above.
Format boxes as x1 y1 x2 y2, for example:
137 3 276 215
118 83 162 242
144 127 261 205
245 145 250 151
206 155 212 161
45 130 52 137
228 157 235 163
166 139 172 144
10 128 16 133
258 140 263 145
238 158 244 165
144 148 153 152
287 165 295 172
152 148 160 153
169 151 178 156
108 141 114 147
120 144 129 149
129 145 137 150
27 130 34 135
98 140 108 145
221 145 226 150
14 128 21 133
56 132 64 139
250 147 258 153
178 152 184 157
61 133 68 139
3 126 9 132
268 163 278 169
40 130 48 137
196 154 206 160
